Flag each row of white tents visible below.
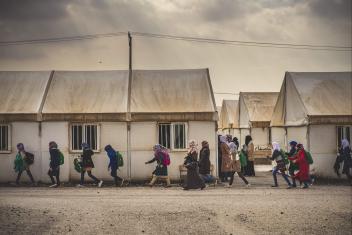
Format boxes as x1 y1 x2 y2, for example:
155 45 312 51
0 69 217 183
218 72 352 177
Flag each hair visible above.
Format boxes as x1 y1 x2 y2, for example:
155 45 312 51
245 135 252 146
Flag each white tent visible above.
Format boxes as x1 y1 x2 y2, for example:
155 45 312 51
239 92 278 153
219 100 240 138
271 71 352 177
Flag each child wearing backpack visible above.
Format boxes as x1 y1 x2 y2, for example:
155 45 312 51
145 144 171 187
268 142 292 188
48 141 61 188
104 145 125 187
14 143 36 186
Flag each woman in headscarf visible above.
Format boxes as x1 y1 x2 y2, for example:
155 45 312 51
244 135 255 176
48 141 61 188
232 137 239 150
104 145 125 187
183 140 205 190
227 142 249 187
77 143 103 188
199 140 215 183
269 142 292 188
145 144 171 187
340 139 351 181
220 135 232 182
288 144 309 188
14 143 35 186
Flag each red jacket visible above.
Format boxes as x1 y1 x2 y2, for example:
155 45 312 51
293 149 310 181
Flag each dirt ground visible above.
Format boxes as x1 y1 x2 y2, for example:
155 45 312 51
0 172 351 235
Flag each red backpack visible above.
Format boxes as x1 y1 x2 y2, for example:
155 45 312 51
161 150 171 166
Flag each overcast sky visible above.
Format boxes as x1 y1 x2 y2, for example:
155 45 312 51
0 0 351 104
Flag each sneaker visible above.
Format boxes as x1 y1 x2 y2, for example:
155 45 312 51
120 179 125 187
224 184 232 188
98 180 103 188
287 185 292 189
49 184 57 188
271 185 278 188
246 184 251 188
76 184 85 188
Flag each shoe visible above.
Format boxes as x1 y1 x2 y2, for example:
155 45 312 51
271 185 278 187
76 184 85 188
164 184 172 188
120 179 125 187
98 180 103 188
292 184 297 188
183 188 189 190
246 184 251 188
302 185 309 189
49 184 57 188
287 185 292 189
224 184 232 188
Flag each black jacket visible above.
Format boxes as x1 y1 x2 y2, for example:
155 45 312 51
82 149 95 168
49 148 60 169
199 147 211 175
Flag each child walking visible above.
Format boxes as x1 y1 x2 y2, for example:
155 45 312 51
14 143 35 186
48 141 61 188
104 145 124 187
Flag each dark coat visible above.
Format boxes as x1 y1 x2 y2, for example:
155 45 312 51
341 147 352 174
183 151 205 189
271 149 286 171
49 148 60 169
81 149 95 168
199 147 211 175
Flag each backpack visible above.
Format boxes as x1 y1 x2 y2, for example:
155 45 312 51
305 151 314 165
74 157 82 173
161 151 170 166
24 152 34 165
239 150 247 167
116 151 124 167
280 149 289 165
58 150 64 165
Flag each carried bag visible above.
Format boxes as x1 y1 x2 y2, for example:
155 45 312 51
74 157 82 173
305 151 314 165
280 150 289 165
116 151 124 167
24 152 35 165
58 150 65 165
239 150 247 167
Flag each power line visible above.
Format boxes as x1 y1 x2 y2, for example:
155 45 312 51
0 32 127 46
132 32 351 51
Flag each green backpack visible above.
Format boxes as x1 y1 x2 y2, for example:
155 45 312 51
305 151 314 165
58 150 64 165
280 149 289 165
239 150 247 167
116 151 124 167
73 158 82 173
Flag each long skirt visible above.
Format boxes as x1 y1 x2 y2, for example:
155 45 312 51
244 160 255 176
184 164 205 189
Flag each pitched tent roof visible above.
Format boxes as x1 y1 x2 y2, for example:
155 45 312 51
216 106 222 129
239 92 279 128
130 69 217 121
42 70 129 121
220 100 239 129
0 71 51 121
271 72 352 126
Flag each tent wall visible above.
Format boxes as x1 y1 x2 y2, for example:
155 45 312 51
240 128 250 147
309 124 338 178
286 126 308 149
251 127 270 147
130 121 216 181
271 127 286 150
0 122 41 183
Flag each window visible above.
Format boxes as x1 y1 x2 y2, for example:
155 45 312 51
70 124 100 152
337 126 351 149
158 123 187 150
0 124 10 152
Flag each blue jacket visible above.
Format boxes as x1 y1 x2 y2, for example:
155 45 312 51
107 149 118 169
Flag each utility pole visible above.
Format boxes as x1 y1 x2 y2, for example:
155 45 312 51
128 31 132 71
127 31 132 181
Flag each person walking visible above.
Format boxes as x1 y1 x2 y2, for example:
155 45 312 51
340 139 351 181
77 143 103 188
244 135 255 176
227 142 250 187
48 141 61 188
104 145 124 187
145 144 171 187
269 142 292 188
183 140 205 190
287 141 298 187
198 140 215 183
220 135 233 182
289 144 310 189
14 143 35 186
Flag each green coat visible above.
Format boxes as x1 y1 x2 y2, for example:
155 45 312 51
14 153 24 172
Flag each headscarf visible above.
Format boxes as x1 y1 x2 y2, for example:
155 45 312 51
201 140 209 148
81 143 90 150
16 143 25 152
272 142 280 152
220 135 227 144
297 143 304 150
153 144 165 153
341 139 350 149
49 141 58 149
289 141 297 147
245 135 252 146
188 140 198 154
232 137 239 149
104 144 116 156
228 142 237 154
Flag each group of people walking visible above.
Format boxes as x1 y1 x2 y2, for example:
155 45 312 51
12 137 352 189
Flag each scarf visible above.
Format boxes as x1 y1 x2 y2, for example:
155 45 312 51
342 139 350 149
